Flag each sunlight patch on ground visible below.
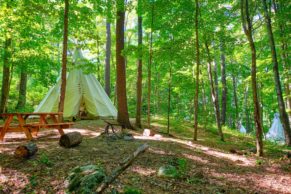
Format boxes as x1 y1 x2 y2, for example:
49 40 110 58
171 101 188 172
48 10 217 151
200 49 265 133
135 135 256 167
209 169 291 194
183 153 210 164
131 165 156 176
0 168 29 192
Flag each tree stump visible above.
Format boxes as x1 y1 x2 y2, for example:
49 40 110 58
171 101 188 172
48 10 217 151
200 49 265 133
15 142 38 158
59 132 82 148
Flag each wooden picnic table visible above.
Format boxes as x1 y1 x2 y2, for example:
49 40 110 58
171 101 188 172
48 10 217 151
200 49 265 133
0 112 73 141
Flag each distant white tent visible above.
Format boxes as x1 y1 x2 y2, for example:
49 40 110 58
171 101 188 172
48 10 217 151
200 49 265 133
238 121 247 134
239 125 247 134
266 113 285 142
34 49 117 119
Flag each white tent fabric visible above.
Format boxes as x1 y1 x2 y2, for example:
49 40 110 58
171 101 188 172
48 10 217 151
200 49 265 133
34 49 117 119
239 125 247 134
266 113 285 142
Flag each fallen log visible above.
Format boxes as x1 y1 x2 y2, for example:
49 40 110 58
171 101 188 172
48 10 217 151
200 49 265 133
59 132 82 148
96 144 149 193
15 142 38 158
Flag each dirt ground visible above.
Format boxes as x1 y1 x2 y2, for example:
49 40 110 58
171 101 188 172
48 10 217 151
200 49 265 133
0 120 290 194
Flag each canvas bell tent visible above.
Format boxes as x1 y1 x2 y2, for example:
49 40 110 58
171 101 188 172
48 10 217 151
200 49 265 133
266 113 285 142
34 49 117 119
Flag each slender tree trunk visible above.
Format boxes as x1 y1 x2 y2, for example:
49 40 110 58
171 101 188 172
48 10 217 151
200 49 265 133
116 0 132 128
147 3 154 128
262 0 291 145
96 33 101 81
135 0 143 128
0 38 12 114
193 0 200 141
244 86 251 131
167 63 172 135
241 0 264 156
220 40 227 126
15 69 28 110
58 0 69 121
232 73 239 127
105 21 111 97
205 41 224 140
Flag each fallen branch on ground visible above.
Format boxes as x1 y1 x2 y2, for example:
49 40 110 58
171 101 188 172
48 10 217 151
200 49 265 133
96 143 149 193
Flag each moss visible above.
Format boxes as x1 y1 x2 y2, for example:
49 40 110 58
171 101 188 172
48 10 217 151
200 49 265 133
66 165 106 193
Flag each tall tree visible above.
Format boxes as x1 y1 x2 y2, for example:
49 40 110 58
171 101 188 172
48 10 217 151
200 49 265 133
105 21 111 96
15 68 28 110
205 41 224 141
135 0 143 128
0 38 12 114
261 0 291 146
147 2 154 128
241 0 264 156
116 0 131 128
193 0 200 141
58 0 69 121
220 39 227 125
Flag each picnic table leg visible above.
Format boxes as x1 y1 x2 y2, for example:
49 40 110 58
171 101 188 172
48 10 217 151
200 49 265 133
50 115 65 135
0 115 14 141
17 114 33 140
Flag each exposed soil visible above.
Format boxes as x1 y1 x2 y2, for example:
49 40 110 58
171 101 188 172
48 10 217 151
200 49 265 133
0 120 290 194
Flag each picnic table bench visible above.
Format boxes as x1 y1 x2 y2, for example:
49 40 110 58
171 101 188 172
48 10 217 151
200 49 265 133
0 112 73 141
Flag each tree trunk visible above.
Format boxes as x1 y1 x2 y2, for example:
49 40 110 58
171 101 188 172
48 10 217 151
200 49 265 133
59 132 83 148
220 40 227 126
241 0 264 156
232 73 239 127
262 0 291 145
272 0 290 118
193 0 200 141
147 3 154 128
205 41 224 141
15 142 38 158
15 68 28 110
58 0 69 121
105 21 111 97
135 0 143 128
167 63 172 135
116 0 132 129
96 33 101 82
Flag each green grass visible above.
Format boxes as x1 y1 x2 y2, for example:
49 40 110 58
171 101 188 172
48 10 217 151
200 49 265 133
150 115 290 158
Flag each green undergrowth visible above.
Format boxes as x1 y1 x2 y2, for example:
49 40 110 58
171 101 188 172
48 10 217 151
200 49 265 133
150 116 290 158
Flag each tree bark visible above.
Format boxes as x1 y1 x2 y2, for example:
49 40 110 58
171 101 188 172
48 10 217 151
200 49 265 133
0 38 12 114
261 0 291 145
220 40 227 126
59 132 83 148
116 0 132 129
232 73 239 126
205 41 224 141
135 0 143 128
105 21 111 97
193 0 200 141
15 142 38 158
58 0 69 121
241 0 264 156
15 68 28 110
167 63 172 135
147 3 154 128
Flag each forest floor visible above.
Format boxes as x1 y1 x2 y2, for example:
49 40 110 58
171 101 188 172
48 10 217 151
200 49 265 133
0 118 290 194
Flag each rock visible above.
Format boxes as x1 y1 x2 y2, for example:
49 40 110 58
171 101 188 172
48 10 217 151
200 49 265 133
157 165 178 178
123 134 134 141
66 165 105 193
143 129 155 137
